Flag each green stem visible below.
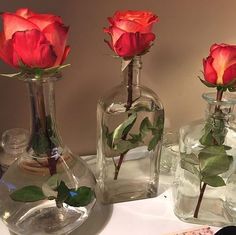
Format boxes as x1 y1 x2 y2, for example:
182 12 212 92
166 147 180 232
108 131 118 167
193 182 207 218
114 61 133 180
193 89 224 218
30 82 57 176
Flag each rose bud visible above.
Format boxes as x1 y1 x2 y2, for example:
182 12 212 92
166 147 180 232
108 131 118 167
104 10 158 58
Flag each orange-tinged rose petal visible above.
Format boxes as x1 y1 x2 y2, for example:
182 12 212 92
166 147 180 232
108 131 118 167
60 45 70 65
223 63 236 85
211 44 236 84
12 29 57 68
28 14 62 31
2 13 39 40
43 22 69 66
203 57 217 84
0 32 14 67
114 32 155 58
15 8 35 19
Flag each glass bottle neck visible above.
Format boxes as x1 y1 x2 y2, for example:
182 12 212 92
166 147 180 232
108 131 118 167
203 92 236 121
27 79 62 154
121 56 142 86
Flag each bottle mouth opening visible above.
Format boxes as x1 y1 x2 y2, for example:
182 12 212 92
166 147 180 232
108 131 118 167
20 72 62 83
202 92 236 105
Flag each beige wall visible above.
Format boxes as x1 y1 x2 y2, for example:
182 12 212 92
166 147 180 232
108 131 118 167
0 0 235 155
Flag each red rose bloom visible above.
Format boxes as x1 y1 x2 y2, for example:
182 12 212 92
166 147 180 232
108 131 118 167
0 8 70 69
104 10 158 58
203 44 236 86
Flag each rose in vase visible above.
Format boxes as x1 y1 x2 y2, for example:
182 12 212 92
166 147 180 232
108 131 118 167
0 8 93 208
103 10 162 180
104 10 158 58
181 43 236 218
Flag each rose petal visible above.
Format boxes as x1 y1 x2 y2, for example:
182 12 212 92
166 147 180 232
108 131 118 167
60 45 70 64
113 10 158 26
12 29 57 68
211 45 236 84
223 63 236 85
2 13 39 40
203 57 217 84
28 14 63 31
114 32 155 57
15 8 35 19
104 26 126 46
0 32 14 67
43 22 69 66
114 19 149 33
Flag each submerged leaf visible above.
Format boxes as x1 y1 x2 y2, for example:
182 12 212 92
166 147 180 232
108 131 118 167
65 186 94 207
148 134 161 151
180 159 199 176
10 186 46 202
56 181 70 205
115 139 140 153
112 113 137 145
199 147 233 176
202 175 225 187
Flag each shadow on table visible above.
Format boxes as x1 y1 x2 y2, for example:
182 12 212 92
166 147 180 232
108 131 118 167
71 202 113 235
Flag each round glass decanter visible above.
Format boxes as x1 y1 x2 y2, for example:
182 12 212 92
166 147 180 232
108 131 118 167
96 56 164 204
173 92 236 226
0 75 96 235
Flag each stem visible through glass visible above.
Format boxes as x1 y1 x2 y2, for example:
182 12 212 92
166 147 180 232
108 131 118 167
193 89 224 218
29 81 57 176
114 60 133 180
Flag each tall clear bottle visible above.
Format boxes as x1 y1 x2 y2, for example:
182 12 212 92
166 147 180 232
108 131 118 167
97 56 164 204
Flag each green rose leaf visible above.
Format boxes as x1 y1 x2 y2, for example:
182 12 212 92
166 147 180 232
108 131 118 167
112 113 137 145
31 131 50 155
56 181 70 206
148 134 161 151
181 153 199 165
42 174 61 198
180 159 199 176
199 147 233 176
115 139 140 153
65 186 94 207
10 186 46 202
139 117 152 137
202 175 226 187
132 101 152 112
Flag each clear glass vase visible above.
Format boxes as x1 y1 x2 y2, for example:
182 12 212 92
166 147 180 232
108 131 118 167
96 56 164 204
0 128 29 176
0 75 96 235
173 92 236 226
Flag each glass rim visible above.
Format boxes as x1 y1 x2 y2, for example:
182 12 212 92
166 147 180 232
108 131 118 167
19 72 63 83
202 92 236 105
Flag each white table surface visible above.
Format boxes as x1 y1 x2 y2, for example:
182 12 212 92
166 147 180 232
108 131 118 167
0 173 220 235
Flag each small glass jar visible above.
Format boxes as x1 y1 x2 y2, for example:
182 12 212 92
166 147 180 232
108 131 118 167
173 92 236 226
0 128 29 176
160 131 179 175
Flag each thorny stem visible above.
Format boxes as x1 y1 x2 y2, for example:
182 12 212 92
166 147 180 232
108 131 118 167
114 61 133 180
193 89 224 218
